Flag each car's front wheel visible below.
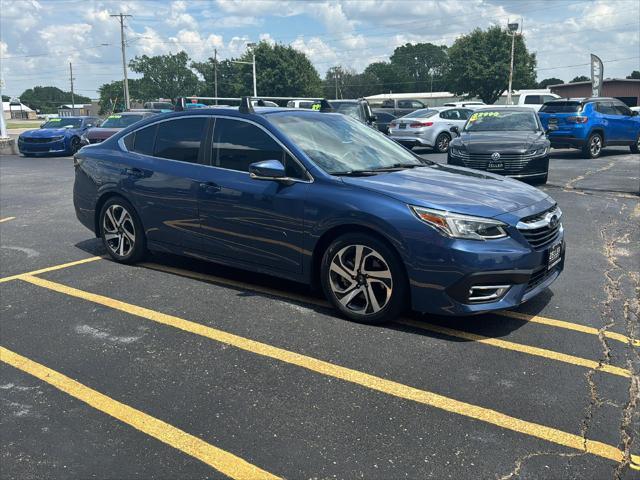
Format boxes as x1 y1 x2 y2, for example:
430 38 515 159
434 132 451 153
631 134 640 154
99 197 146 264
70 136 82 154
582 132 602 158
321 233 407 324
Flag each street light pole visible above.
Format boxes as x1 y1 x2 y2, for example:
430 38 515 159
248 43 257 97
507 20 520 105
69 62 76 116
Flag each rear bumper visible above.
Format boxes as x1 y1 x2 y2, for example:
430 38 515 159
548 135 586 149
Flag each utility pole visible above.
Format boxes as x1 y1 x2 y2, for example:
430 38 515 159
334 68 339 99
506 20 521 105
214 49 218 105
69 62 76 116
111 13 132 110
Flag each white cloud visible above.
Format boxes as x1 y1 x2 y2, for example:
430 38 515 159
167 0 196 28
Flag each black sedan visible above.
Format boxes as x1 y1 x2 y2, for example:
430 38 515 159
447 107 550 184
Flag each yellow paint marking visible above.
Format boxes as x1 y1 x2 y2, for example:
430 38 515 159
0 256 101 284
499 311 640 348
145 262 632 378
0 216 16 223
397 319 631 378
19 275 640 467
0 346 281 480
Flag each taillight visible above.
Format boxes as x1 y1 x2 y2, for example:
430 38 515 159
410 121 433 127
566 116 588 123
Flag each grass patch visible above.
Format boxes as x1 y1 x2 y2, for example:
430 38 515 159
6 121 41 129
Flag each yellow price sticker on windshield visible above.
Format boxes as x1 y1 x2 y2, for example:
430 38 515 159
469 112 500 122
108 115 121 119
311 103 321 111
48 118 61 122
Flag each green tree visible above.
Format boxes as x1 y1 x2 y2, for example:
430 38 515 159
626 70 640 79
129 51 201 100
447 26 537 104
570 75 589 83
322 66 378 99
363 62 408 93
97 79 144 114
389 42 448 92
18 86 91 114
538 77 564 88
193 42 322 99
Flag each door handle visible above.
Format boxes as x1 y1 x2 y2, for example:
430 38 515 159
199 181 221 194
125 167 145 177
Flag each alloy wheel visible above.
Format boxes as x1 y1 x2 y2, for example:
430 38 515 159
437 134 450 152
590 135 602 156
102 204 136 257
328 244 393 316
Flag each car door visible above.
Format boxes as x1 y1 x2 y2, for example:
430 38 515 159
120 116 210 250
611 102 637 142
196 117 309 274
596 101 623 142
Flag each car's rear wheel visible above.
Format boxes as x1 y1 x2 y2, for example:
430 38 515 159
320 233 407 324
582 133 602 158
100 197 146 264
434 132 451 153
630 134 640 154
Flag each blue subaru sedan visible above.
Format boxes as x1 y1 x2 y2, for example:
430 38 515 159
73 101 565 324
19 116 101 156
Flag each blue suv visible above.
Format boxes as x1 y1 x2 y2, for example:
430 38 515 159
73 98 564 324
538 97 640 158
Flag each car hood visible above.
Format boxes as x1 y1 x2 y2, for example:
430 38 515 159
341 164 550 217
86 127 120 140
455 131 547 153
21 128 77 138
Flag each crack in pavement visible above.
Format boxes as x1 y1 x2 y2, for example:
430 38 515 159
563 160 617 192
496 450 587 480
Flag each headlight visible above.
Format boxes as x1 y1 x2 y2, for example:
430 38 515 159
410 206 508 240
527 146 548 157
51 135 65 142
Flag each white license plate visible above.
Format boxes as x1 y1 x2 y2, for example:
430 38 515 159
547 242 562 270
488 162 503 169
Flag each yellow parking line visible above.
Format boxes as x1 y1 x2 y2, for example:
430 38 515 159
397 319 631 378
144 262 633 377
498 311 640 348
0 346 281 480
0 256 102 284
0 216 16 223
18 275 639 467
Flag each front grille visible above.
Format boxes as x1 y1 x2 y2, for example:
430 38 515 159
457 152 536 174
21 137 60 144
525 266 558 292
517 205 562 249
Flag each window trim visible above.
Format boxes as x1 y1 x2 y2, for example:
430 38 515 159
119 114 313 183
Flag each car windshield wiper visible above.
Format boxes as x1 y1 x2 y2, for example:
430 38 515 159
331 170 381 176
369 163 430 171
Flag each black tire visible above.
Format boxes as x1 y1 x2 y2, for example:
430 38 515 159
631 134 639 154
70 136 82 154
320 233 407 324
434 132 451 153
582 132 603 159
99 197 146 264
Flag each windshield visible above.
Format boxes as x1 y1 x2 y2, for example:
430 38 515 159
464 110 540 132
41 118 82 129
330 102 360 120
269 113 428 174
539 101 582 113
403 109 437 119
100 114 144 128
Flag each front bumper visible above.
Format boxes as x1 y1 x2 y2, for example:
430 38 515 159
407 217 565 316
18 137 69 155
447 154 549 179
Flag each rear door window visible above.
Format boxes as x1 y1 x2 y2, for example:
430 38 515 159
154 117 208 163
132 124 157 156
524 95 542 104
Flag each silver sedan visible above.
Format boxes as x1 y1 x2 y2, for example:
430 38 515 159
388 107 476 153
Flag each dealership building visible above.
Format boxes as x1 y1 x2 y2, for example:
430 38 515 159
549 78 640 106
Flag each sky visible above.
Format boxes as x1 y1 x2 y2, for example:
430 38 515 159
1 0 639 100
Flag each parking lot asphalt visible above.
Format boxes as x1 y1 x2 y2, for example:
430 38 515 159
1 148 638 479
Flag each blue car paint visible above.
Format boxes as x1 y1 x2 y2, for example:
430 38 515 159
18 116 99 156
538 99 640 150
73 108 564 316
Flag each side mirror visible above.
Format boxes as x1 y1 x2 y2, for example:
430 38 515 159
450 126 460 136
249 160 287 180
369 114 377 123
